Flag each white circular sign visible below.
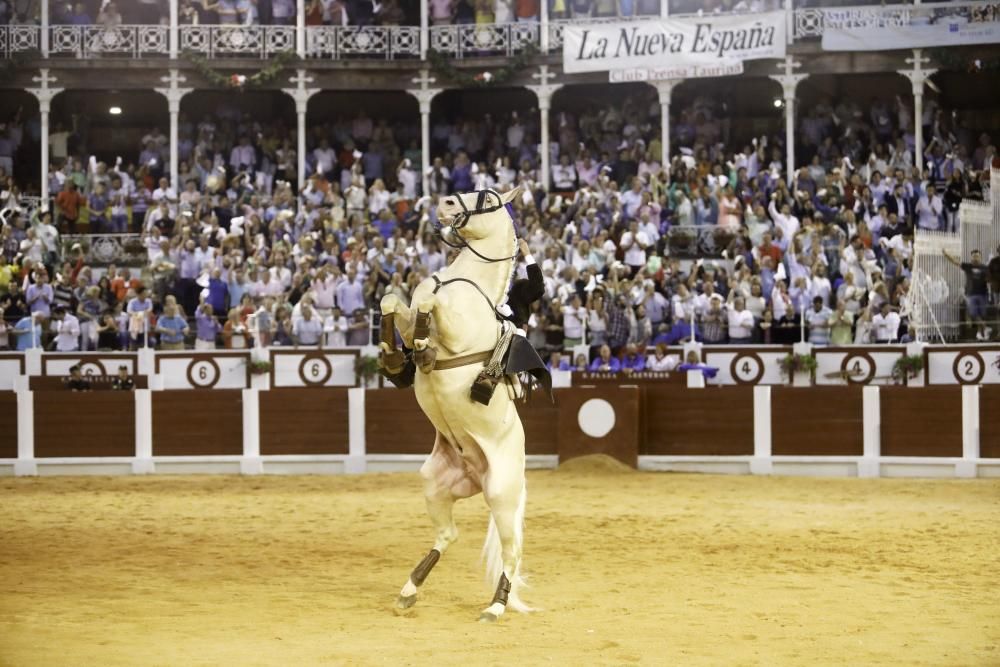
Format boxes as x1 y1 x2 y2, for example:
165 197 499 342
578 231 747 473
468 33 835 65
188 359 220 388
577 398 616 439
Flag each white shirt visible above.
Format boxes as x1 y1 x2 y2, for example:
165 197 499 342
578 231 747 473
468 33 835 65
312 276 337 310
726 307 755 339
872 312 901 341
916 194 943 230
562 306 585 339
323 314 348 347
620 230 650 268
647 354 678 371
54 314 80 351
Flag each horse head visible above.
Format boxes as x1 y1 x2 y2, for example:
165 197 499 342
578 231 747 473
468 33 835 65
437 186 522 243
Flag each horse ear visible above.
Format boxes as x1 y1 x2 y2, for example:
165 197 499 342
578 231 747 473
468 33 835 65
500 185 522 204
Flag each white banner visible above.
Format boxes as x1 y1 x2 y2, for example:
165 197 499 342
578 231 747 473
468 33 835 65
609 62 744 83
562 11 786 74
822 16 1000 51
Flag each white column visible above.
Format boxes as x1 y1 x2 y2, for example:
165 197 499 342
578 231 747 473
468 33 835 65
784 0 793 45
899 50 936 175
346 387 367 473
419 0 429 60
859 385 881 478
154 70 193 193
133 389 154 474
27 70 63 203
40 0 49 58
282 69 319 193
769 57 807 184
751 385 772 475
660 0 669 17
296 0 306 58
169 0 179 59
15 390 36 476
653 80 678 173
241 388 263 474
957 384 980 478
407 69 441 197
527 65 562 192
540 0 549 53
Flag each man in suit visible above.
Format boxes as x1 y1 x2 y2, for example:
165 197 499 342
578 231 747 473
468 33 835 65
884 183 912 228
498 238 551 400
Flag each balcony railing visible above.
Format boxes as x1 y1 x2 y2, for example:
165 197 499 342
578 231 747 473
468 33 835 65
1 1 994 61
0 24 39 57
429 22 539 58
180 25 296 58
306 25 420 59
49 24 168 58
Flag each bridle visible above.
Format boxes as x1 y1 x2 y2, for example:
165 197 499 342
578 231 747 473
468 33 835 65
437 189 517 264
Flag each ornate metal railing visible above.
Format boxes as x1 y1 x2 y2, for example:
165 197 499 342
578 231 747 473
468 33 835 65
49 24 168 58
0 24 39 57
306 25 419 59
60 234 148 267
180 25 296 58
429 22 539 58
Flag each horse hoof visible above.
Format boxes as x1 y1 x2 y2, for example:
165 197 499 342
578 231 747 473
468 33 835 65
478 612 499 624
414 346 437 374
396 594 417 610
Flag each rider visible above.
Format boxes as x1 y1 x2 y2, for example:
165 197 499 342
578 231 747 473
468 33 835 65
498 238 552 399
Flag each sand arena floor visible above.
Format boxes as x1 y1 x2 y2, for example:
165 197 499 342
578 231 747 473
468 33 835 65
1 461 998 666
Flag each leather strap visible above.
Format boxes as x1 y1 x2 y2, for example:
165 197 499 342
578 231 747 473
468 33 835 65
433 350 493 371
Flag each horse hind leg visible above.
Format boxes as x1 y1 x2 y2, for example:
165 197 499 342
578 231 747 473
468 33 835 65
396 434 480 610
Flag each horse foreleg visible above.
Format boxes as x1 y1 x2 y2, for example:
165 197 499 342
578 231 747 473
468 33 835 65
378 294 407 375
397 433 481 610
411 294 438 373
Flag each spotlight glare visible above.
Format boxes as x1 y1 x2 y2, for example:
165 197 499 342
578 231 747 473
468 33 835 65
773 98 783 108
109 106 123 115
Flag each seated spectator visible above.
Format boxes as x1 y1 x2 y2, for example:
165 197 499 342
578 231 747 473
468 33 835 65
111 365 135 391
620 343 646 373
589 344 621 372
66 364 91 392
646 343 678 371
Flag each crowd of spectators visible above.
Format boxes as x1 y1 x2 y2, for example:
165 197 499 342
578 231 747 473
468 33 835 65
0 82 998 362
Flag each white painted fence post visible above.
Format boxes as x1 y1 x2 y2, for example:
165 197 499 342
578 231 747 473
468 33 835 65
859 386 881 478
133 389 154 474
241 388 262 474
346 387 366 473
957 385 979 478
751 385 772 475
15 390 36 476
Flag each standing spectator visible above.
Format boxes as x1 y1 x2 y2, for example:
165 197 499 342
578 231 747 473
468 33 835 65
26 271 54 318
323 305 348 347
943 248 991 341
871 303 901 343
12 313 41 350
195 303 221 349
726 296 755 344
346 308 370 346
828 300 854 346
51 306 81 352
55 181 86 234
222 308 250 348
156 303 189 350
293 304 322 347
127 286 154 348
806 296 832 346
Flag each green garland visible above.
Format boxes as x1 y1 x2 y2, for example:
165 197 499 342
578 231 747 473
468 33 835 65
184 49 300 90
427 45 538 88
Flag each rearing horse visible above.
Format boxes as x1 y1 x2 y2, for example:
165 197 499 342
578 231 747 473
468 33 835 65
378 186 532 623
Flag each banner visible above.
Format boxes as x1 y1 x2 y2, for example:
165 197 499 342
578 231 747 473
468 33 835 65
822 16 1000 51
562 11 786 74
609 62 744 83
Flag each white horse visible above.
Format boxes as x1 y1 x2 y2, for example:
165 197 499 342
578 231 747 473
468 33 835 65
379 186 532 622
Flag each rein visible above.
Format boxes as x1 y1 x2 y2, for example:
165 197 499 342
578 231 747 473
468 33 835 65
436 189 517 264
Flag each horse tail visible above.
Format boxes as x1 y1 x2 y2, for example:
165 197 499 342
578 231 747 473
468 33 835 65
482 483 534 613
